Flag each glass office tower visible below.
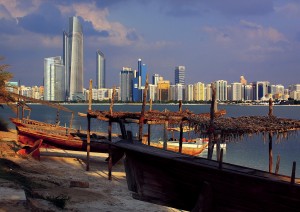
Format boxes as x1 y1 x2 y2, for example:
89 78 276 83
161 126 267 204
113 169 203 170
120 67 134 102
44 56 65 101
96 50 106 89
175 66 185 85
64 16 83 101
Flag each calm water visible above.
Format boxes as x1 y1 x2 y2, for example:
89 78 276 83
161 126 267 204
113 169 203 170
1 103 300 177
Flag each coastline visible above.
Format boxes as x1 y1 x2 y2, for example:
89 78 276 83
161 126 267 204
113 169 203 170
0 130 179 211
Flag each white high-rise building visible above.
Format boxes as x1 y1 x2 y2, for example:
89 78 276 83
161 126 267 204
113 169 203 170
193 82 205 101
44 56 65 101
64 16 83 101
214 80 228 101
96 50 105 89
231 82 242 101
185 84 194 102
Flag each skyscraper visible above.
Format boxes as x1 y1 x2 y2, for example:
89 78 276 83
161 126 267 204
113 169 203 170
152 74 160 85
63 16 83 101
175 66 185 85
44 56 65 101
120 67 134 102
138 58 147 89
96 50 105 89
214 80 228 101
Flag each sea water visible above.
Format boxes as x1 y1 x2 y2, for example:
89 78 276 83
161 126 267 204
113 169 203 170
1 103 300 177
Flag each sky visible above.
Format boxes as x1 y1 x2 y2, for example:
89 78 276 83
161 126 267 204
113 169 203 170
0 0 300 88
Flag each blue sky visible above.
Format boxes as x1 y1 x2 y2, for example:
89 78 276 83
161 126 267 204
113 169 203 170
0 0 300 88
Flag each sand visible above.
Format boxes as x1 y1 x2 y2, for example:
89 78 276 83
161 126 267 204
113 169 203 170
0 130 180 211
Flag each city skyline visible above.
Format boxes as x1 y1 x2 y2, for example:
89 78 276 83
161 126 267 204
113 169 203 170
1 1 300 88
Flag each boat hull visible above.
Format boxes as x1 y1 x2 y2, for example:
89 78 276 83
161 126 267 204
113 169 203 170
115 140 300 211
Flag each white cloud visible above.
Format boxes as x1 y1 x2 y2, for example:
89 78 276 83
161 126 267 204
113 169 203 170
275 3 300 18
0 32 61 49
0 0 41 19
58 2 141 46
202 20 288 62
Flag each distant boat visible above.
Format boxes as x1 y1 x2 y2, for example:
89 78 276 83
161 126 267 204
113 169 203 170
142 138 208 156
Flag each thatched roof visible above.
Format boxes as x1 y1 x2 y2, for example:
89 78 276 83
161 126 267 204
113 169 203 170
87 109 226 124
188 115 300 140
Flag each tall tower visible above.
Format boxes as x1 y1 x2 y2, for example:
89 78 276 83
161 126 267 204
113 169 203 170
138 58 147 89
214 80 228 101
64 16 83 101
175 66 185 85
120 67 134 102
44 56 65 101
96 50 105 89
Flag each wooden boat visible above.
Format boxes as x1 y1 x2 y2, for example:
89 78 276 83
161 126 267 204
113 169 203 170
142 137 208 156
112 139 300 211
10 118 124 164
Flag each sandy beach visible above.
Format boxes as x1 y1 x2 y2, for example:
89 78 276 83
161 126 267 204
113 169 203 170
0 130 179 211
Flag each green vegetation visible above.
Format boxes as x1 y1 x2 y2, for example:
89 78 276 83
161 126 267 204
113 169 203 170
0 57 14 131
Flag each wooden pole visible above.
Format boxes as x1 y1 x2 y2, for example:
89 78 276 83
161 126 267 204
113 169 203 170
179 100 183 153
291 161 296 184
269 132 273 173
86 80 93 172
208 83 216 160
108 119 112 181
179 122 183 153
139 75 148 141
149 98 153 111
179 100 182 112
275 155 280 174
163 120 168 150
88 79 93 111
110 87 116 115
219 149 224 169
86 115 91 171
108 87 115 181
147 98 152 145
268 98 273 117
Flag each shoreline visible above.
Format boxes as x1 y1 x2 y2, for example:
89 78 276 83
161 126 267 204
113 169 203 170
0 130 179 211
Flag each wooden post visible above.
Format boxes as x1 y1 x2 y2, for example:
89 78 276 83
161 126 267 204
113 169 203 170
148 98 152 145
108 87 115 181
219 149 224 169
147 124 151 145
108 119 112 181
269 132 273 173
86 115 91 171
118 119 127 139
139 75 148 141
88 79 93 111
110 87 116 115
179 122 183 153
208 83 216 160
179 100 182 112
149 98 153 111
216 134 221 161
291 161 296 184
268 98 273 117
275 155 280 174
179 100 183 153
163 120 168 150
127 130 133 142
86 80 93 172
70 112 74 129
